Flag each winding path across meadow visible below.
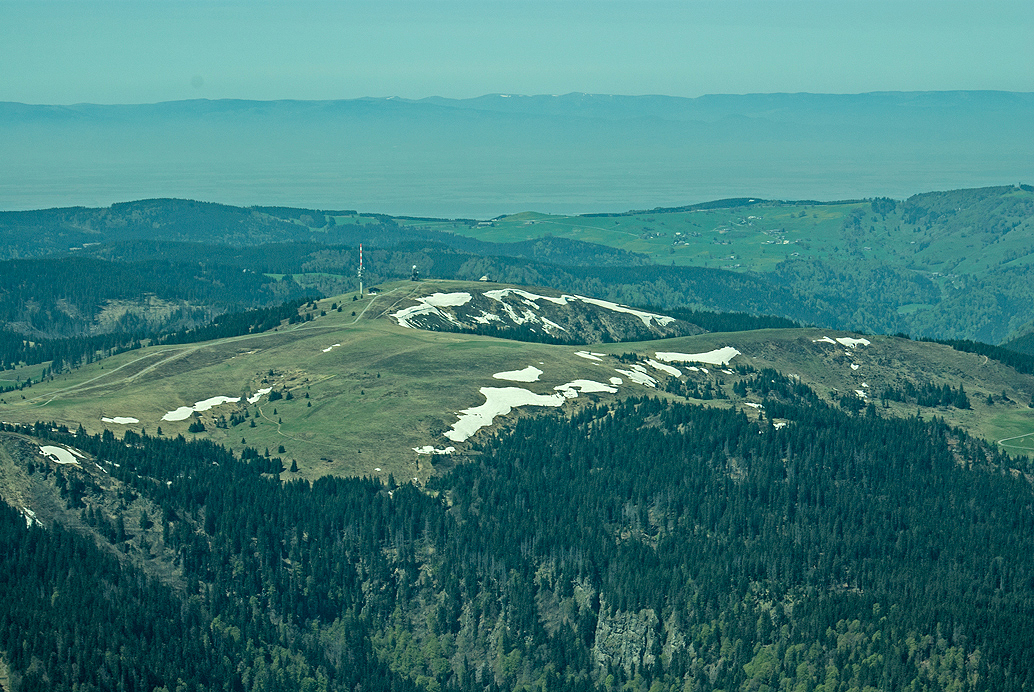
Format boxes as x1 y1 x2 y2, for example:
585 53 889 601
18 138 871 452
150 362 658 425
6 289 404 410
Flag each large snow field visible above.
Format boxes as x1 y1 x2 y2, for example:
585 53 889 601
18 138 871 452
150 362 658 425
493 366 544 382
392 288 676 333
445 387 565 442
484 289 674 327
40 445 78 465
391 292 472 328
423 292 473 307
655 347 740 366
102 417 139 424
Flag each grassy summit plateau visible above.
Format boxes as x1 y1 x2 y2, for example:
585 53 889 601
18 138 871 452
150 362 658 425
2 280 1032 486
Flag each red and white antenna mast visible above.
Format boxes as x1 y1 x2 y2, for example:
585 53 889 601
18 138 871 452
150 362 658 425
358 244 364 296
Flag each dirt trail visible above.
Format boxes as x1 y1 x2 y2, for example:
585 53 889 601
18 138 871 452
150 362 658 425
9 291 402 410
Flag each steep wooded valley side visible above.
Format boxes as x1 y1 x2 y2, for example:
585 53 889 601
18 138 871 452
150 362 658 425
3 387 1034 691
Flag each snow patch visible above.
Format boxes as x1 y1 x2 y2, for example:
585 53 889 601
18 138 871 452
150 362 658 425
445 387 565 442
572 296 675 328
413 446 456 455
163 395 241 421
744 402 763 409
574 351 604 361
837 337 871 348
40 445 78 465
609 377 623 385
854 390 867 398
812 336 837 344
493 366 543 382
615 368 657 387
485 288 567 305
646 359 681 376
322 343 341 353
484 289 674 327
247 388 273 404
540 317 568 333
554 380 618 398
850 364 860 371
423 292 473 307
656 347 740 365
102 417 139 424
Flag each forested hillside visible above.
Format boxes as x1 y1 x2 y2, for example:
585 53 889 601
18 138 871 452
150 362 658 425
4 381 1034 691
0 255 311 339
0 200 646 266
3 188 1034 344
416 186 1034 342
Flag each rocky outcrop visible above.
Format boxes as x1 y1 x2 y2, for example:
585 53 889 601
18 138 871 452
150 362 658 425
591 604 662 676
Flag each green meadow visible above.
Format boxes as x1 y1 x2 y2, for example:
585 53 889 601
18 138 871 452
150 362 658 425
3 279 1033 487
396 188 1034 279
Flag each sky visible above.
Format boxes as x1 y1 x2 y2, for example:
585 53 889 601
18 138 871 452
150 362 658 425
2 0 1033 105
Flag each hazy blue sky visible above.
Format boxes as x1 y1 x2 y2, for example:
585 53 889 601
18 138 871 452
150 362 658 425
2 0 1032 104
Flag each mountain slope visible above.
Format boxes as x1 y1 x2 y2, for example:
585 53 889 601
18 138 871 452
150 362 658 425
2 280 1032 484
4 382 1034 691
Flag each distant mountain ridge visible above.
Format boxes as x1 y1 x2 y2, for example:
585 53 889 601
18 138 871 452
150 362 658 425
2 91 1032 217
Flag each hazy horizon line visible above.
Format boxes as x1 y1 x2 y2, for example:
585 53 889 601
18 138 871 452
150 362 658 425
6 184 1032 219
5 89 1034 108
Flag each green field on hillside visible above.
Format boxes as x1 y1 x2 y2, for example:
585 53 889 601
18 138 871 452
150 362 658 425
397 187 1034 276
3 280 1033 487
399 205 859 270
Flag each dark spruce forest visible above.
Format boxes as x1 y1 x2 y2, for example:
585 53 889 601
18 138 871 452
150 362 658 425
3 186 1034 692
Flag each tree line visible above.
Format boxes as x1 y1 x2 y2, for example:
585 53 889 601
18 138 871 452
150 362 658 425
5 372 1034 691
